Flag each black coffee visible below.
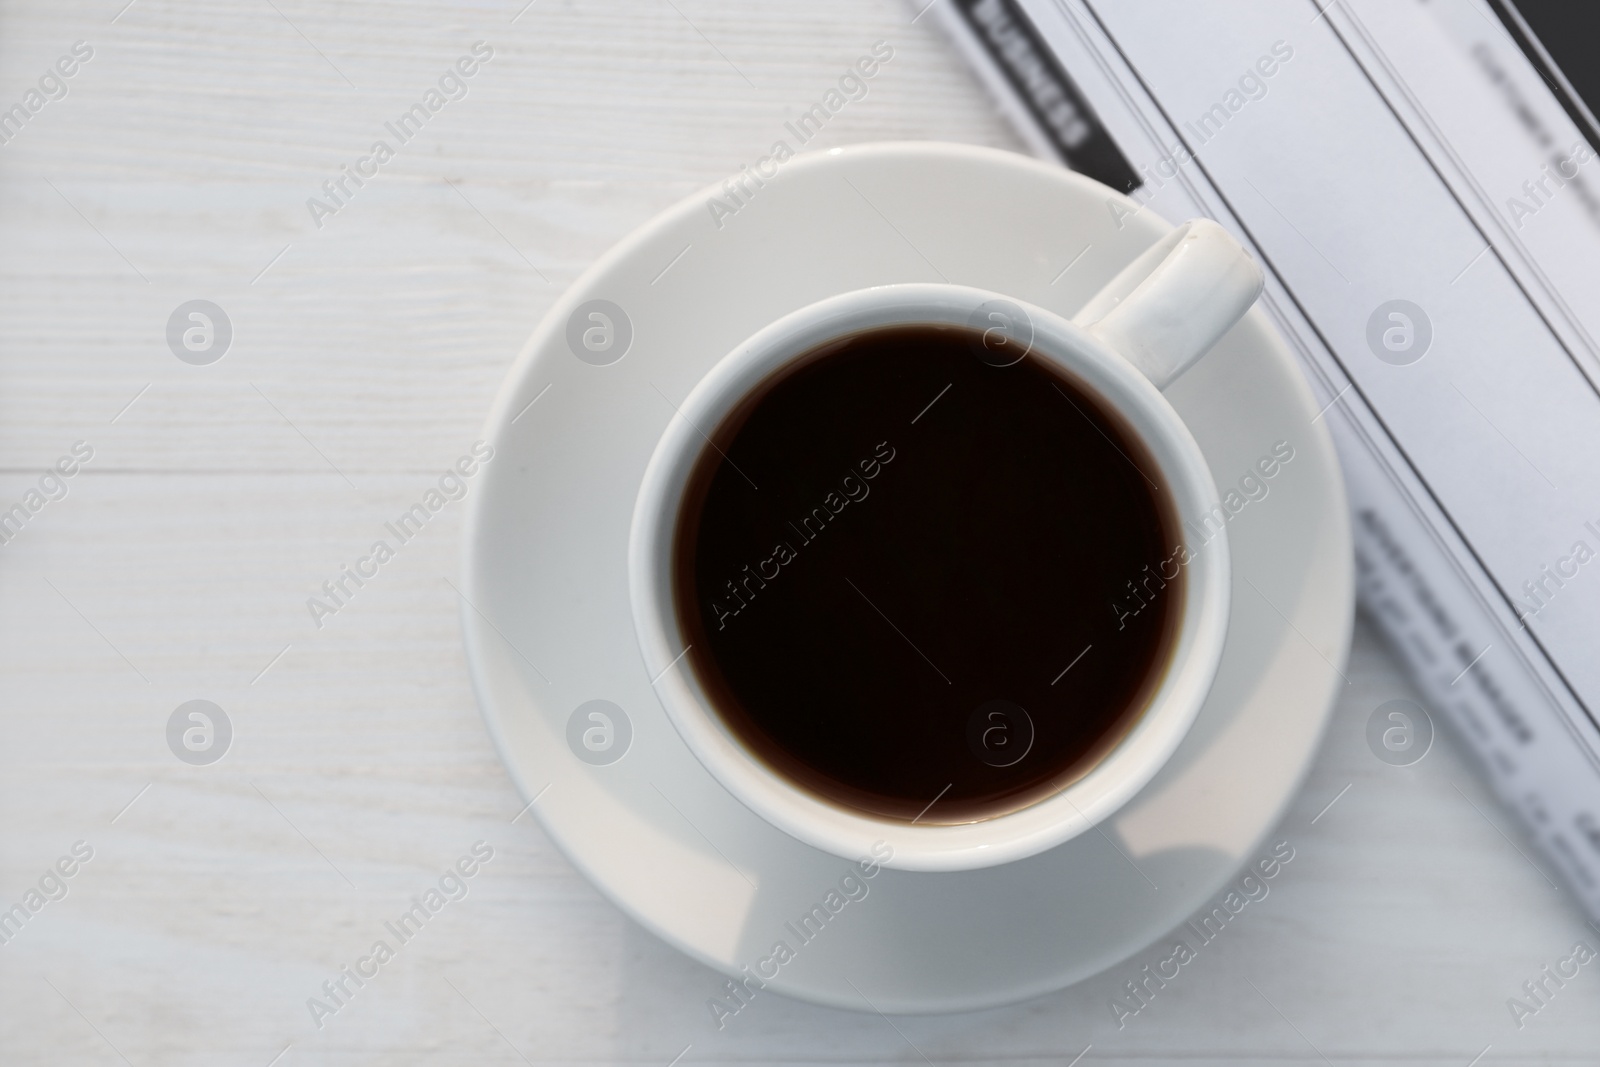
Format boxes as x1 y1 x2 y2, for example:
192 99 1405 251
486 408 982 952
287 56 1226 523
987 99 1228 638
672 324 1181 823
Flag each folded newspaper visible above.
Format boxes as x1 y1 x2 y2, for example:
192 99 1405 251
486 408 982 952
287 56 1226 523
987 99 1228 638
931 0 1600 921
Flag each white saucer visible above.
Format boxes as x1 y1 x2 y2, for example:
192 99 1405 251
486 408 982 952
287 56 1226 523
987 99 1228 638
461 142 1353 1013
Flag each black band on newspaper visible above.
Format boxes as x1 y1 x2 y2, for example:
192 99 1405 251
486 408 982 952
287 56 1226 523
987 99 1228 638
1489 0 1600 157
950 0 1140 192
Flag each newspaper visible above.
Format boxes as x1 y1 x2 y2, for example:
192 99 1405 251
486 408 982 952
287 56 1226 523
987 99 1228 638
930 0 1600 921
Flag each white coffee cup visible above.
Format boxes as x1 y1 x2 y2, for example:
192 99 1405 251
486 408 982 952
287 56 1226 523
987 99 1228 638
629 219 1263 872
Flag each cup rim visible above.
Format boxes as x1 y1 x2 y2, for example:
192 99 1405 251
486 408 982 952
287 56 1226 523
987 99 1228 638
627 283 1230 872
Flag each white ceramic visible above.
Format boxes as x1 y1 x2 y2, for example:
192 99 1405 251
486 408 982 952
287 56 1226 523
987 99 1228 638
628 220 1263 872
461 142 1353 1012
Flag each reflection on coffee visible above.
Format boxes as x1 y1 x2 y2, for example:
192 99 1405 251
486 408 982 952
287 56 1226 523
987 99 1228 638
673 324 1182 823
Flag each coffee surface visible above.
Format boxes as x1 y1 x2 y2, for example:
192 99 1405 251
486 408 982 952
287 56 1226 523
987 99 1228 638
673 324 1181 823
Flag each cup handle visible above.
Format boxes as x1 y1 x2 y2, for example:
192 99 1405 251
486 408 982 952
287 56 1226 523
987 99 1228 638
1071 218 1264 390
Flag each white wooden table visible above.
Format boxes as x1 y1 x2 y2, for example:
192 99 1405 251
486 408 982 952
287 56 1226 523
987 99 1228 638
1 1 1596 1063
